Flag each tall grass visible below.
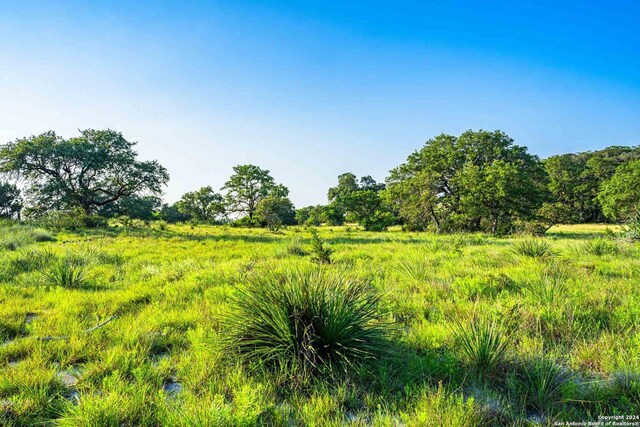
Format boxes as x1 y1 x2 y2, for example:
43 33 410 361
44 257 89 289
452 316 510 377
511 239 556 258
225 268 389 379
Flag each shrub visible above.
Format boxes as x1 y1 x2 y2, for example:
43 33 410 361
452 316 509 377
511 239 556 258
285 236 307 256
309 229 332 264
45 257 89 289
581 238 620 256
30 229 55 242
515 357 572 413
224 268 390 379
397 258 431 282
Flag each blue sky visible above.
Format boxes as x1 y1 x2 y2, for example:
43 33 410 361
1 1 639 206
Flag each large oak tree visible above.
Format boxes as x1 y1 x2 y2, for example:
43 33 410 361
0 130 169 215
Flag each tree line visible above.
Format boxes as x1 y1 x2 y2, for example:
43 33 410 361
0 129 638 234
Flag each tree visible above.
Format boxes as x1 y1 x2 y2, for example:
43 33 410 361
0 181 22 218
0 130 169 215
254 184 295 231
222 164 275 223
385 130 548 233
598 159 640 222
176 186 225 223
98 195 162 220
545 146 640 223
161 203 192 223
328 173 394 231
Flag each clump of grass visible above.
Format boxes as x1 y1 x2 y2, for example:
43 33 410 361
11 248 56 274
511 239 556 258
44 257 89 289
30 229 55 242
397 258 431 282
452 316 510 377
523 274 570 312
285 236 307 256
516 357 572 413
581 238 620 256
225 268 389 380
309 228 332 264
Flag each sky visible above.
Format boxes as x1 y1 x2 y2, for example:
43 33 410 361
1 1 639 207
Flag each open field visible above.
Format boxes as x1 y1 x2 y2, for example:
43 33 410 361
1 223 639 426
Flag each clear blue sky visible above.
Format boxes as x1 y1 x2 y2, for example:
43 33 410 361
1 1 639 206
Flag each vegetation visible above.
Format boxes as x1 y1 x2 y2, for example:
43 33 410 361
0 129 169 216
1 127 640 424
0 222 638 425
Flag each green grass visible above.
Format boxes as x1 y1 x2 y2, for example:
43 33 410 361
0 222 639 425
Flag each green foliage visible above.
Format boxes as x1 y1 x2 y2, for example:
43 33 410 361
581 238 620 256
222 164 276 223
598 159 640 222
44 257 89 289
546 146 640 223
515 357 572 414
309 228 332 264
176 186 225 223
511 238 556 258
0 181 22 218
285 236 307 256
386 130 548 234
328 173 395 231
224 268 389 380
452 315 509 377
254 185 296 231
0 129 169 215
98 195 162 220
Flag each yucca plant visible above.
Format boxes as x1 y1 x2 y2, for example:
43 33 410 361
452 315 510 377
511 239 556 258
517 357 572 413
396 257 431 282
581 238 620 256
45 257 88 289
224 268 390 380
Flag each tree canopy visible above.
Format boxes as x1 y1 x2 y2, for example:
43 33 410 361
176 186 225 223
0 130 169 215
598 159 640 222
0 182 22 218
386 130 548 233
221 164 275 223
328 173 394 231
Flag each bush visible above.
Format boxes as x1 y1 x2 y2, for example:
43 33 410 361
224 268 390 380
44 257 89 288
285 236 307 256
452 316 509 377
581 238 620 256
511 239 556 258
515 357 572 413
309 228 332 264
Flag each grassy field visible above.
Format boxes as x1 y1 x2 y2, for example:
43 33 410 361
0 222 639 426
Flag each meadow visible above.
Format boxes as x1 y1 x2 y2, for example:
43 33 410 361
0 221 639 426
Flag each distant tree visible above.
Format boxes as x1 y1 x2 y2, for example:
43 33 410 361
222 164 275 224
0 181 22 219
98 195 162 220
176 186 225 223
254 184 295 231
386 130 547 233
328 173 394 231
545 146 640 223
161 203 192 223
295 206 313 225
598 159 640 222
0 130 169 215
